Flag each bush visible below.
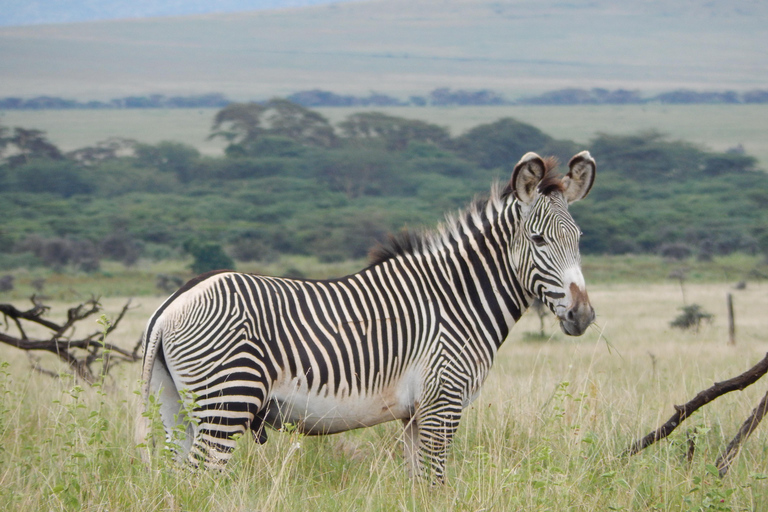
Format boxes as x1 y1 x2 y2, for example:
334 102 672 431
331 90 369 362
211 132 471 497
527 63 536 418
183 240 235 275
15 235 100 271
670 304 713 332
100 231 143 266
0 274 14 292
4 159 93 197
659 243 694 260
230 237 278 263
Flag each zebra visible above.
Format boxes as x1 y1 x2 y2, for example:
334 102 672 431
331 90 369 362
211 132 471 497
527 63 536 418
138 150 597 482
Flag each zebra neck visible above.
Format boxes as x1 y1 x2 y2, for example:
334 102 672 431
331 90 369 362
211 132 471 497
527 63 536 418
373 203 526 349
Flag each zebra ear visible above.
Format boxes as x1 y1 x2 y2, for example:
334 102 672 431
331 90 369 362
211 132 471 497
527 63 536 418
562 151 596 203
511 152 547 205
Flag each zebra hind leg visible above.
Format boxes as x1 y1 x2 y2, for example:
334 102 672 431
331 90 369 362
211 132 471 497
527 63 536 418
186 397 266 470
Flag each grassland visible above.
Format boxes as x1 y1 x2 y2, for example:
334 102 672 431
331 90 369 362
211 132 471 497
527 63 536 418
3 104 768 169
1 259 768 510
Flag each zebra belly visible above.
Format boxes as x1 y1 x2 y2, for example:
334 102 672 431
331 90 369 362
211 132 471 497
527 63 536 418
264 374 419 435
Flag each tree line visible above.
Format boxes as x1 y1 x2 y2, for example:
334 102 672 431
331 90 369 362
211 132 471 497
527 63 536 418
1 99 767 273
3 87 768 110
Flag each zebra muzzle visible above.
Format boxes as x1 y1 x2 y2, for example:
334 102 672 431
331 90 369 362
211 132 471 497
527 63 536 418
558 283 595 336
559 304 595 336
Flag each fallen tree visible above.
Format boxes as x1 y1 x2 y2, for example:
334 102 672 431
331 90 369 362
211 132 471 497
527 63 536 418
0 296 139 384
625 352 768 476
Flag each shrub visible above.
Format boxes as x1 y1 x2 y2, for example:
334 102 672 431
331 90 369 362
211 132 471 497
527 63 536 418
5 159 93 197
100 231 143 266
183 240 235 275
15 235 100 271
0 274 13 292
660 243 694 260
670 304 713 332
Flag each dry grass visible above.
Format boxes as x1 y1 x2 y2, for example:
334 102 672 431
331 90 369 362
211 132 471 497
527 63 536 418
1 281 767 510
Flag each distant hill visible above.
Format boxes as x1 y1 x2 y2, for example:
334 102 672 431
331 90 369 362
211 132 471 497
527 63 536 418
0 0 766 101
0 0 359 27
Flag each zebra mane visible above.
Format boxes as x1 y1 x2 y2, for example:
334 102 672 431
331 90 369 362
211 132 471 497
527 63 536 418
368 158 564 267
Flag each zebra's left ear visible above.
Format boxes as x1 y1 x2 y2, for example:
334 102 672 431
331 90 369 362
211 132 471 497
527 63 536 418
562 151 596 203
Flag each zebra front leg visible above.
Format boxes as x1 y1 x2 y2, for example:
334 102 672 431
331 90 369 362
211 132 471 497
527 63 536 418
413 398 463 483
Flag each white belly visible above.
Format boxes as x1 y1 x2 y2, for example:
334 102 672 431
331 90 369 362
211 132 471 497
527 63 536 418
265 368 422 435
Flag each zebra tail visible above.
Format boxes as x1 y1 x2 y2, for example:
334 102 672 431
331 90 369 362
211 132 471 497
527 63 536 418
136 314 169 462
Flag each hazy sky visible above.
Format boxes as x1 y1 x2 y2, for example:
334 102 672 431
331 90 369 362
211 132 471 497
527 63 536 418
0 0 363 27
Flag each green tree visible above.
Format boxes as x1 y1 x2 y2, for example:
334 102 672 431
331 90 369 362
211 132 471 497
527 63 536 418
183 240 235 274
135 141 200 182
3 127 63 167
223 135 307 159
5 159 93 197
451 117 552 169
313 147 406 199
701 153 757 176
66 137 137 167
338 112 450 151
210 99 338 152
590 131 704 180
0 123 10 157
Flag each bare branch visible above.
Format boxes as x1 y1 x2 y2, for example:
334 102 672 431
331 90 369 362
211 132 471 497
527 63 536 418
0 297 140 385
625 352 768 456
716 388 768 477
0 300 58 331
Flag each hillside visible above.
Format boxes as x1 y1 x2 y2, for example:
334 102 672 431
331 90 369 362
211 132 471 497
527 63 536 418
0 0 766 100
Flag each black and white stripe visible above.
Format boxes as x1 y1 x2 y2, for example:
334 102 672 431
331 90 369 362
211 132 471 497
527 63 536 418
139 151 597 481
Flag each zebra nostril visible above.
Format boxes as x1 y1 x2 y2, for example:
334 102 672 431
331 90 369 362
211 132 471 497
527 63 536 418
566 309 575 322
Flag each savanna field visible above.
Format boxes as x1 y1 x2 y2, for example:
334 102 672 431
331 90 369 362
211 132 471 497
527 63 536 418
1 256 767 511
2 1 767 509
1 92 767 512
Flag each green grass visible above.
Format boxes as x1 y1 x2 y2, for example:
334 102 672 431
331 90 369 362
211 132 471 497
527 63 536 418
2 280 768 510
4 104 768 169
581 253 768 285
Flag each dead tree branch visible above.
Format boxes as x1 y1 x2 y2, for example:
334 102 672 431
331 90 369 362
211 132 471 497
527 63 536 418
625 352 768 456
0 296 139 384
715 388 768 477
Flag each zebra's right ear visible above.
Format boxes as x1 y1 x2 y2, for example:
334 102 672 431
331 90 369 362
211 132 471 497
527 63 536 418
511 152 547 205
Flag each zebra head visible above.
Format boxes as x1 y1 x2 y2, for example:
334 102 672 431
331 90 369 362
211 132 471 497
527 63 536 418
508 151 596 336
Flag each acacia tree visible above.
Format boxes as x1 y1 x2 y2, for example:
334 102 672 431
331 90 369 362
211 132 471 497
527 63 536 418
451 117 552 169
209 99 338 153
338 112 450 150
3 127 63 167
0 123 9 156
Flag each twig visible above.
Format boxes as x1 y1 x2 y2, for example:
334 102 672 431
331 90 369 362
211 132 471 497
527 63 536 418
715 388 768 477
0 297 139 384
625 352 768 456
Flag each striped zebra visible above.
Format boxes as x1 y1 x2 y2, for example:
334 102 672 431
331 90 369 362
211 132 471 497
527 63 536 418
138 151 597 481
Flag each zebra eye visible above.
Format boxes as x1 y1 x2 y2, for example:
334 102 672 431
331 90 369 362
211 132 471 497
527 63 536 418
531 234 546 247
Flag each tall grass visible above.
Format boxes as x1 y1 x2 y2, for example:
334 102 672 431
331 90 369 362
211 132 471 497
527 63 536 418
1 282 767 510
